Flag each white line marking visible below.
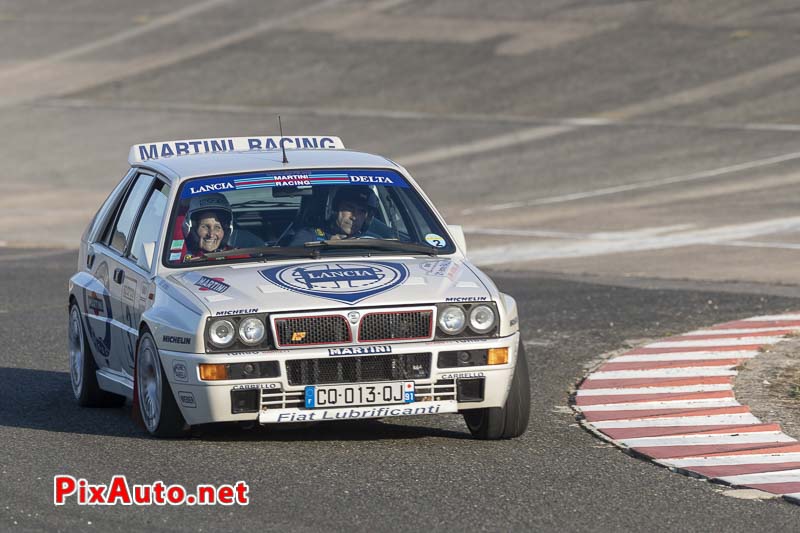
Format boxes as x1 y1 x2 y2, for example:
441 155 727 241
738 123 800 132
599 55 800 121
0 0 349 108
462 225 694 240
469 216 800 265
398 51 800 171
0 0 237 78
721 240 800 251
576 384 733 396
462 150 800 214
611 352 758 363
621 432 795 448
41 98 800 134
0 249 73 262
578 398 740 412
743 314 800 321
720 469 800 486
663 453 800 468
591 414 762 429
612 350 756 358
645 337 783 348
586 368 738 380
683 327 798 336
400 124 576 167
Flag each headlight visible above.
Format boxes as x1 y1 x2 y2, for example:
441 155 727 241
238 317 266 346
208 319 236 348
438 306 466 335
468 305 496 334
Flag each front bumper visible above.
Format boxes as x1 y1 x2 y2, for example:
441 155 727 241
158 332 520 426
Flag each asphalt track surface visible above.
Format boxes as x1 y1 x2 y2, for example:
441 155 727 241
5 0 800 531
1 250 799 531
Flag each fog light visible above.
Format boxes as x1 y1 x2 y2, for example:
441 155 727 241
199 364 229 380
437 349 488 368
457 378 485 402
487 348 508 365
227 361 280 380
231 389 259 414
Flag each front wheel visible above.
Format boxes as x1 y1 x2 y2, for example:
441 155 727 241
463 342 531 440
136 332 189 438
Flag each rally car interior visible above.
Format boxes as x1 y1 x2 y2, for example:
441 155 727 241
169 184 415 263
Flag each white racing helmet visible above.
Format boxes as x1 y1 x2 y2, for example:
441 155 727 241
182 193 234 250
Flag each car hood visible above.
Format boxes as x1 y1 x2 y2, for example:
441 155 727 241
170 257 492 315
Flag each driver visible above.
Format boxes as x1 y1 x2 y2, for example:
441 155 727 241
183 193 235 260
290 186 378 245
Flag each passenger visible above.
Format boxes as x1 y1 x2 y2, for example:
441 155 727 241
183 193 234 260
290 186 378 245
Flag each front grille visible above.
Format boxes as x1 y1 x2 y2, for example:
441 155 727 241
358 310 433 342
286 353 432 385
275 315 350 346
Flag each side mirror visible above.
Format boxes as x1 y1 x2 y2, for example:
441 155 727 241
448 225 467 255
138 241 156 272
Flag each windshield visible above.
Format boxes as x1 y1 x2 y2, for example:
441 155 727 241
163 168 455 267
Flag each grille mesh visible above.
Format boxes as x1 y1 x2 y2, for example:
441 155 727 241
286 353 431 385
358 311 433 342
276 315 350 346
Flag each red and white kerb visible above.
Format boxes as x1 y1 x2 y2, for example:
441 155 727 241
574 313 800 504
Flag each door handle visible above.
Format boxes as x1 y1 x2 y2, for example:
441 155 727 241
113 268 125 284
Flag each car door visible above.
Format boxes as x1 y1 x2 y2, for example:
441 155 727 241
99 172 155 377
80 170 135 373
117 178 171 376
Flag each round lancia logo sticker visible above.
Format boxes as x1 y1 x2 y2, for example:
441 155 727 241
259 261 409 305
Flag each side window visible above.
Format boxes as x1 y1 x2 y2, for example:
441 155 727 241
89 170 135 243
129 182 170 270
108 174 154 253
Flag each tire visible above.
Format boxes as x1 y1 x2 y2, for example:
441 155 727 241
463 342 531 440
135 331 189 438
68 303 126 407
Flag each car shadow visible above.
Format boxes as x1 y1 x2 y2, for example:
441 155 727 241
0 366 146 438
0 367 470 441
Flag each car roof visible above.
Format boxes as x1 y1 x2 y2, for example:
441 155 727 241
136 149 402 182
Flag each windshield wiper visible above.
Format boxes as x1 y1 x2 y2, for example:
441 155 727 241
203 246 315 260
305 238 438 256
200 239 438 261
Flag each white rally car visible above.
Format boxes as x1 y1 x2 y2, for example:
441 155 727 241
68 136 529 439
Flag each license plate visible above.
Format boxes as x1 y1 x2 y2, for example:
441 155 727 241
304 382 415 409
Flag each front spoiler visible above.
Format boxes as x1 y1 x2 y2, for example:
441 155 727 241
259 400 458 424
158 332 520 425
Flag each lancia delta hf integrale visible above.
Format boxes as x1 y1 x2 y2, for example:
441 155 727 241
68 136 530 439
